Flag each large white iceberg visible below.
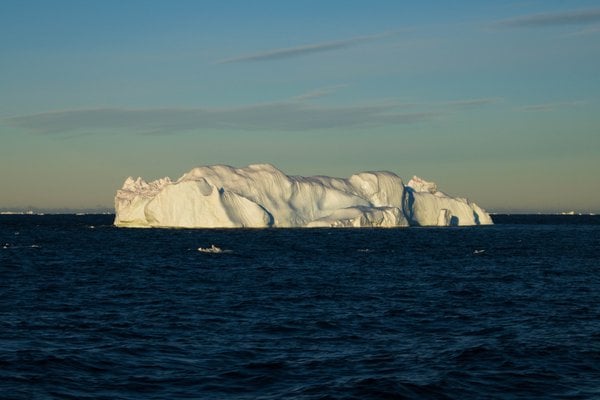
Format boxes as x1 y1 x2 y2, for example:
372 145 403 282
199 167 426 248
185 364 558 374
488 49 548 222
114 164 492 228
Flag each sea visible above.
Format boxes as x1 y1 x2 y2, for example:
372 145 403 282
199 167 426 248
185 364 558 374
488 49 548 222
1 214 599 399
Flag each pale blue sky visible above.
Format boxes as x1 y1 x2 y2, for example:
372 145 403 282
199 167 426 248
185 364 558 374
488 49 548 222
1 1 599 212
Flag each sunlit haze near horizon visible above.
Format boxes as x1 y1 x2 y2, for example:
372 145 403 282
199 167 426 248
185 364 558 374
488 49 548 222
1 1 599 213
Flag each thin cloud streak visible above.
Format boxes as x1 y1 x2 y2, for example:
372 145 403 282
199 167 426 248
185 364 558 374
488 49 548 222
5 102 435 135
519 101 586 112
494 8 600 28
216 32 392 64
440 97 502 108
291 85 348 101
564 25 600 37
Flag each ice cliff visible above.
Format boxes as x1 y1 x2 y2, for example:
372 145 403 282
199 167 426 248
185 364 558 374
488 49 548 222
114 164 493 228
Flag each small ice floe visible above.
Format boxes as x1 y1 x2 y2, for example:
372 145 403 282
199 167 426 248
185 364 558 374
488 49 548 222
30 245 40 248
2 243 9 249
357 248 373 253
88 225 96 229
473 249 486 255
198 244 231 254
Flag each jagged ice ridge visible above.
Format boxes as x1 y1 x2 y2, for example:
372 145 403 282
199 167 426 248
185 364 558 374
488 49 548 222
114 164 492 228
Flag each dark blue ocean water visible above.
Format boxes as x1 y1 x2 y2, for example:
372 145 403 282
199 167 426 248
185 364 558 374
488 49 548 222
1 214 599 399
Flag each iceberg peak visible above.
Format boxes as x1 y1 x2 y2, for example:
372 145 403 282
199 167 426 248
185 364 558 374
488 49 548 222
407 176 438 194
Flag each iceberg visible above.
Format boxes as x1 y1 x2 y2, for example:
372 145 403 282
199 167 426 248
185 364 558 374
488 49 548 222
114 164 492 228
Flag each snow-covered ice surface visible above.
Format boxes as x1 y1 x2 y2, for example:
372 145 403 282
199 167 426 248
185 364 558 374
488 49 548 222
114 164 492 228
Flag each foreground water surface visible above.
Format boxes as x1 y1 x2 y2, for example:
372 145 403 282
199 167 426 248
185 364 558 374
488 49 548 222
1 214 599 399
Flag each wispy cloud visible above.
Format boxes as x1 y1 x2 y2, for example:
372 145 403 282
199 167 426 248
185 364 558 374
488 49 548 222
494 8 600 28
291 85 348 101
564 25 600 37
439 97 503 108
4 102 435 135
519 101 586 112
216 32 392 64
4 94 504 135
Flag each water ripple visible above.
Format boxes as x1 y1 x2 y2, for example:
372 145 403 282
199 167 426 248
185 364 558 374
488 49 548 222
0 214 599 399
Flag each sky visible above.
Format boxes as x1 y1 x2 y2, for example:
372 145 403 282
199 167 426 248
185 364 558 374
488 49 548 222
1 0 599 213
